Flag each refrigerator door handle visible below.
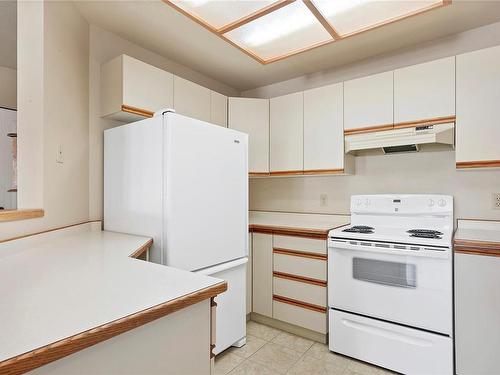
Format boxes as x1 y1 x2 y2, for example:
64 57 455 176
195 257 248 275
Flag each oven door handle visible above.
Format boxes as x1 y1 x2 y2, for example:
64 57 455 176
328 239 450 259
341 318 433 347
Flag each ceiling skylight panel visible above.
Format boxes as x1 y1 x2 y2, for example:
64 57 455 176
224 0 332 61
312 0 444 37
172 0 277 30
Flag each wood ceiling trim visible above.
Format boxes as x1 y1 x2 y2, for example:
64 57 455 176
302 0 340 39
163 0 451 65
217 0 296 34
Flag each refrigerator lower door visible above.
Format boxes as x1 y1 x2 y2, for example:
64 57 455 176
197 258 248 354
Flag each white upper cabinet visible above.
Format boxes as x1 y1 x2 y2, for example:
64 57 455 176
101 55 173 122
303 83 344 172
456 45 500 167
173 76 211 123
270 92 304 173
210 91 227 127
228 98 269 174
344 71 393 131
394 57 455 124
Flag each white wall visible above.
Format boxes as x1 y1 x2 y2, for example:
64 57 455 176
247 21 500 221
243 21 500 98
88 26 239 220
0 1 89 240
250 150 500 220
0 66 16 109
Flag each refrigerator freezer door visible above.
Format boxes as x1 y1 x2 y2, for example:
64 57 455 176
163 113 248 270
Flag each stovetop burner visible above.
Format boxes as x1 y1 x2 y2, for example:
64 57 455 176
407 229 443 239
343 225 374 234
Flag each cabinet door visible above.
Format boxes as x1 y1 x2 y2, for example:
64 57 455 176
173 76 211 122
304 83 343 171
101 55 173 121
394 56 455 124
270 92 303 172
344 71 393 131
252 233 273 317
228 98 269 174
122 55 174 114
210 91 227 127
456 45 500 167
246 234 252 315
455 253 500 374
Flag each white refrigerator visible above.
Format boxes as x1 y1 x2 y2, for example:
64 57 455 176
104 110 248 354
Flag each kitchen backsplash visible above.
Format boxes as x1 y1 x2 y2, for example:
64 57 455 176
250 150 500 221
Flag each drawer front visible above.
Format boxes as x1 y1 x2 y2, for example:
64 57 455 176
273 276 326 307
273 300 327 333
273 253 327 281
330 310 453 374
274 235 326 255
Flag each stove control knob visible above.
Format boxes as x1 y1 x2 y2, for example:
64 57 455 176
428 199 435 207
356 199 362 206
365 199 371 206
438 199 447 207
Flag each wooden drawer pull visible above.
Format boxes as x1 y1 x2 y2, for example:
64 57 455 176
273 295 327 314
273 248 327 260
273 271 326 287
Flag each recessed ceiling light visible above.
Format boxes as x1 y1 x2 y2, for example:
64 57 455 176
164 0 451 64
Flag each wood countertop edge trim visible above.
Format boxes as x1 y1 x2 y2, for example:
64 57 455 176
249 223 347 239
129 238 154 258
0 281 228 375
0 209 44 223
454 238 500 256
273 247 327 261
273 295 327 313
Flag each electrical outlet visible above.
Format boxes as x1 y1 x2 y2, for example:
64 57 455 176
320 194 328 207
493 193 500 210
56 144 64 164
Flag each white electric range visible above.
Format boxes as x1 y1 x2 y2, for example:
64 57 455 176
328 194 453 375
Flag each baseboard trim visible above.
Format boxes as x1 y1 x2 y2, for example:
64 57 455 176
250 312 327 344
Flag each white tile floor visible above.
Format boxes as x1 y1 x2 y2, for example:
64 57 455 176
214 321 396 375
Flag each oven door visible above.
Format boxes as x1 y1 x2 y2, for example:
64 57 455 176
328 239 452 335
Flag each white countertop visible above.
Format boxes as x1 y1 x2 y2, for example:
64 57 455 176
455 219 500 244
0 223 223 363
249 211 350 233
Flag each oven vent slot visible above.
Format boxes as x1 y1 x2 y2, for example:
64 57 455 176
349 241 358 245
394 245 406 250
425 247 446 252
410 247 420 251
375 243 390 248
360 242 372 246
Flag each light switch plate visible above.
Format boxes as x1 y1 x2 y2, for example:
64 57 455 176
492 193 500 210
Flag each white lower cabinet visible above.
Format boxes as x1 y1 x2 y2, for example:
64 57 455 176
252 233 273 317
456 45 500 168
455 252 500 374
251 232 328 335
273 276 326 307
246 234 252 315
274 300 327 334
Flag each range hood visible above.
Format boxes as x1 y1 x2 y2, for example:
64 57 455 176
345 122 454 154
